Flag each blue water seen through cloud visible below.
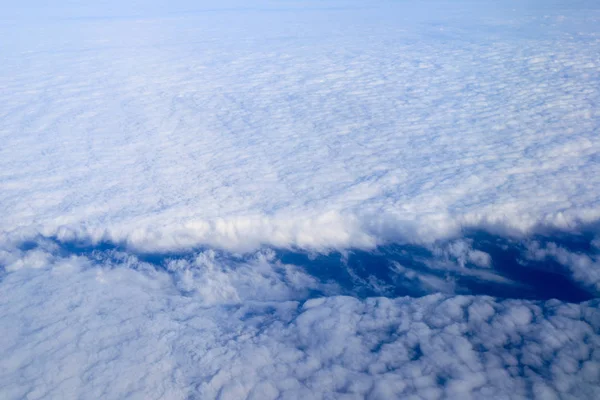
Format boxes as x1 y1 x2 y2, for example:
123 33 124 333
15 230 596 303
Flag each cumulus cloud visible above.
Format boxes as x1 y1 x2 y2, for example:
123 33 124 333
0 238 599 398
1 0 600 398
1 245 599 399
1 0 599 253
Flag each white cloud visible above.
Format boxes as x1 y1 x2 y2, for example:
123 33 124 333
1 0 600 398
524 240 600 294
0 241 598 398
1 246 599 399
1 0 600 253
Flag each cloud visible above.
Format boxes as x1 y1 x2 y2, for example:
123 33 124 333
524 240 600 294
1 0 600 254
1 0 600 398
0 239 599 398
1 245 599 399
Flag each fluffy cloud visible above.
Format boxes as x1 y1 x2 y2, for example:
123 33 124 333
1 0 600 398
1 245 599 399
0 239 598 398
1 0 599 253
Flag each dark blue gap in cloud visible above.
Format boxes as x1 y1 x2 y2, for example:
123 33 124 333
278 231 595 303
11 230 598 303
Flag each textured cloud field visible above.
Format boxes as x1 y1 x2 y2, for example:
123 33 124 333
1 0 600 399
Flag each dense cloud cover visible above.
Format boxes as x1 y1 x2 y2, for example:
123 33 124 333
1 241 600 399
1 0 600 398
1 0 600 251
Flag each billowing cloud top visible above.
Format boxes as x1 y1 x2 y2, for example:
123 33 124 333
1 0 600 252
1 243 599 399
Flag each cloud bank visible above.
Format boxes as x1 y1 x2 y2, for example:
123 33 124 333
1 242 599 399
1 0 600 398
1 0 599 253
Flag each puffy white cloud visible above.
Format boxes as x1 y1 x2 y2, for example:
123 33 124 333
1 245 600 399
1 0 600 398
0 240 599 398
1 0 600 253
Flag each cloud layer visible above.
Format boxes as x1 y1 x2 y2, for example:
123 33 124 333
1 0 600 252
1 1 600 399
1 242 599 399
